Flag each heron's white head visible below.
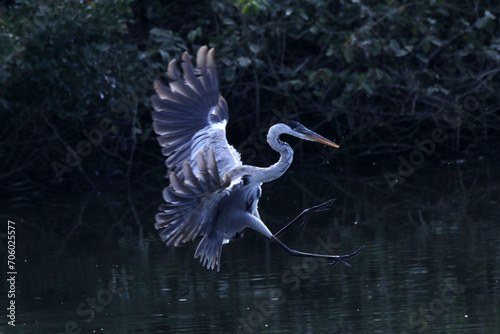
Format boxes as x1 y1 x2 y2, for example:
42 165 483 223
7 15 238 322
277 120 339 148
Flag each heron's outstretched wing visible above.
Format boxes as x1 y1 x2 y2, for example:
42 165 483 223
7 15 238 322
155 148 231 247
151 46 241 180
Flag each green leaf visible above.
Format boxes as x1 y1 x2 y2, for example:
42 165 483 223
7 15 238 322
395 49 408 57
361 81 374 95
485 49 499 60
421 39 430 54
237 56 251 67
425 85 449 95
428 36 441 46
159 49 170 61
396 45 413 57
416 53 429 63
249 43 260 54
289 79 304 90
224 67 235 81
389 39 400 52
187 27 202 43
375 69 388 80
219 56 232 66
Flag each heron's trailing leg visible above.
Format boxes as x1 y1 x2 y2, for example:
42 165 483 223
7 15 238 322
274 199 335 238
271 236 364 267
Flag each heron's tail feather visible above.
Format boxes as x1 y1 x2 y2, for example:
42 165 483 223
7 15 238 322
194 235 224 272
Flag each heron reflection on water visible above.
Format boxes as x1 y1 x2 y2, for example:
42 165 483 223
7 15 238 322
151 46 364 271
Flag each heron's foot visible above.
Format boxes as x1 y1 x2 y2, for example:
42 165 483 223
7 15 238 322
298 199 336 227
328 246 365 267
272 235 365 268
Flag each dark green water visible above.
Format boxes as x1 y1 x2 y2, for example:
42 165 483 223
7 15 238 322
2 162 499 333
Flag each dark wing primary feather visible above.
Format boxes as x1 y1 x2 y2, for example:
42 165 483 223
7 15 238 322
155 148 232 247
151 46 241 181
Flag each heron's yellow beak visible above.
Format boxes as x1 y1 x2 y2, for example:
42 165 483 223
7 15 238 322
304 130 340 148
309 134 340 148
286 120 340 148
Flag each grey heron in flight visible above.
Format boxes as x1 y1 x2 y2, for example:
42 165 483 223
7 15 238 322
151 46 363 271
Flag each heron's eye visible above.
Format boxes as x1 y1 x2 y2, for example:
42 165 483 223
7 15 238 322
285 120 300 130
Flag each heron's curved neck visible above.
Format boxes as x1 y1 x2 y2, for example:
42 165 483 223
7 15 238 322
264 124 294 181
250 123 294 184
229 124 294 184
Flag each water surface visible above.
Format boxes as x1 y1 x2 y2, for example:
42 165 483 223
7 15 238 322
2 162 499 333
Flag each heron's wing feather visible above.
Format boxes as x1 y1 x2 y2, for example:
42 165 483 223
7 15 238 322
155 148 232 247
194 235 224 272
151 46 241 180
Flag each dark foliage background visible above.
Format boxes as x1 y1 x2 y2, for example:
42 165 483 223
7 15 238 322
1 0 499 244
2 0 499 183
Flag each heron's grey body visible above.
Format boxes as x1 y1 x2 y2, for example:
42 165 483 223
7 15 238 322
151 46 362 271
